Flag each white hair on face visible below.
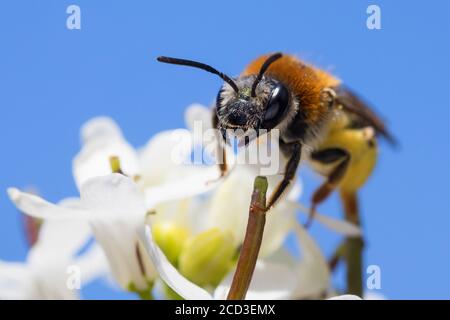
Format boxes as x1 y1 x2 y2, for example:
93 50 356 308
218 82 236 107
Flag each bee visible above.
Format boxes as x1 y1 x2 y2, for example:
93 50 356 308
157 53 395 226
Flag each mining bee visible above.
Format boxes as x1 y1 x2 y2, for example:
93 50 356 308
157 53 395 226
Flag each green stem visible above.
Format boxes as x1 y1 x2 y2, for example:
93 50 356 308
128 282 154 300
341 190 364 297
345 236 364 296
137 290 154 300
227 176 268 300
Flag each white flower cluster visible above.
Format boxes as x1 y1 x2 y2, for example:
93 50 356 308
1 104 361 300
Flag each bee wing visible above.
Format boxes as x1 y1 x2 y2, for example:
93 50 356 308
334 86 397 145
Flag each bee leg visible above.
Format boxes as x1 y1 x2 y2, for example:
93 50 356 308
213 133 228 178
305 150 350 228
211 107 228 180
340 190 360 225
266 141 302 210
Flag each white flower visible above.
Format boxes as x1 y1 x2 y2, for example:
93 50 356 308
73 116 220 208
139 221 331 300
7 174 191 294
73 117 141 190
8 115 224 295
0 200 106 299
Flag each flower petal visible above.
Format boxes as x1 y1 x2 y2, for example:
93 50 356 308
295 203 362 237
0 288 28 300
144 166 220 209
88 221 136 289
140 226 212 300
74 244 109 285
184 104 220 155
206 167 295 257
293 222 330 299
32 198 91 259
80 116 124 144
184 104 212 132
79 174 160 290
28 219 91 265
80 173 146 219
73 118 139 189
206 168 255 247
138 129 193 187
0 261 29 283
0 261 33 300
7 188 88 220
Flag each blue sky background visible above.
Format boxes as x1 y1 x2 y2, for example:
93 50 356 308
0 0 449 299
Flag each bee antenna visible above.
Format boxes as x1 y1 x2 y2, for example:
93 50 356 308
251 52 283 97
157 56 239 93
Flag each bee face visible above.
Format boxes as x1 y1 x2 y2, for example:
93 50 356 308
156 53 292 144
216 75 291 138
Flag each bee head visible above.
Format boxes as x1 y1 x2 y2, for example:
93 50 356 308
216 53 290 144
157 53 289 145
217 74 290 132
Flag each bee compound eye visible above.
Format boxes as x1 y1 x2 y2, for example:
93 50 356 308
263 83 289 124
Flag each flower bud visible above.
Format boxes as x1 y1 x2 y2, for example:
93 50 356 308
152 222 190 265
178 228 235 287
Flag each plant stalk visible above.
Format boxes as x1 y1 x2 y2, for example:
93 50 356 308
341 190 364 297
227 176 268 300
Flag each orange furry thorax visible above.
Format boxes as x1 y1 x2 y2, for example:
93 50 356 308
242 54 340 125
